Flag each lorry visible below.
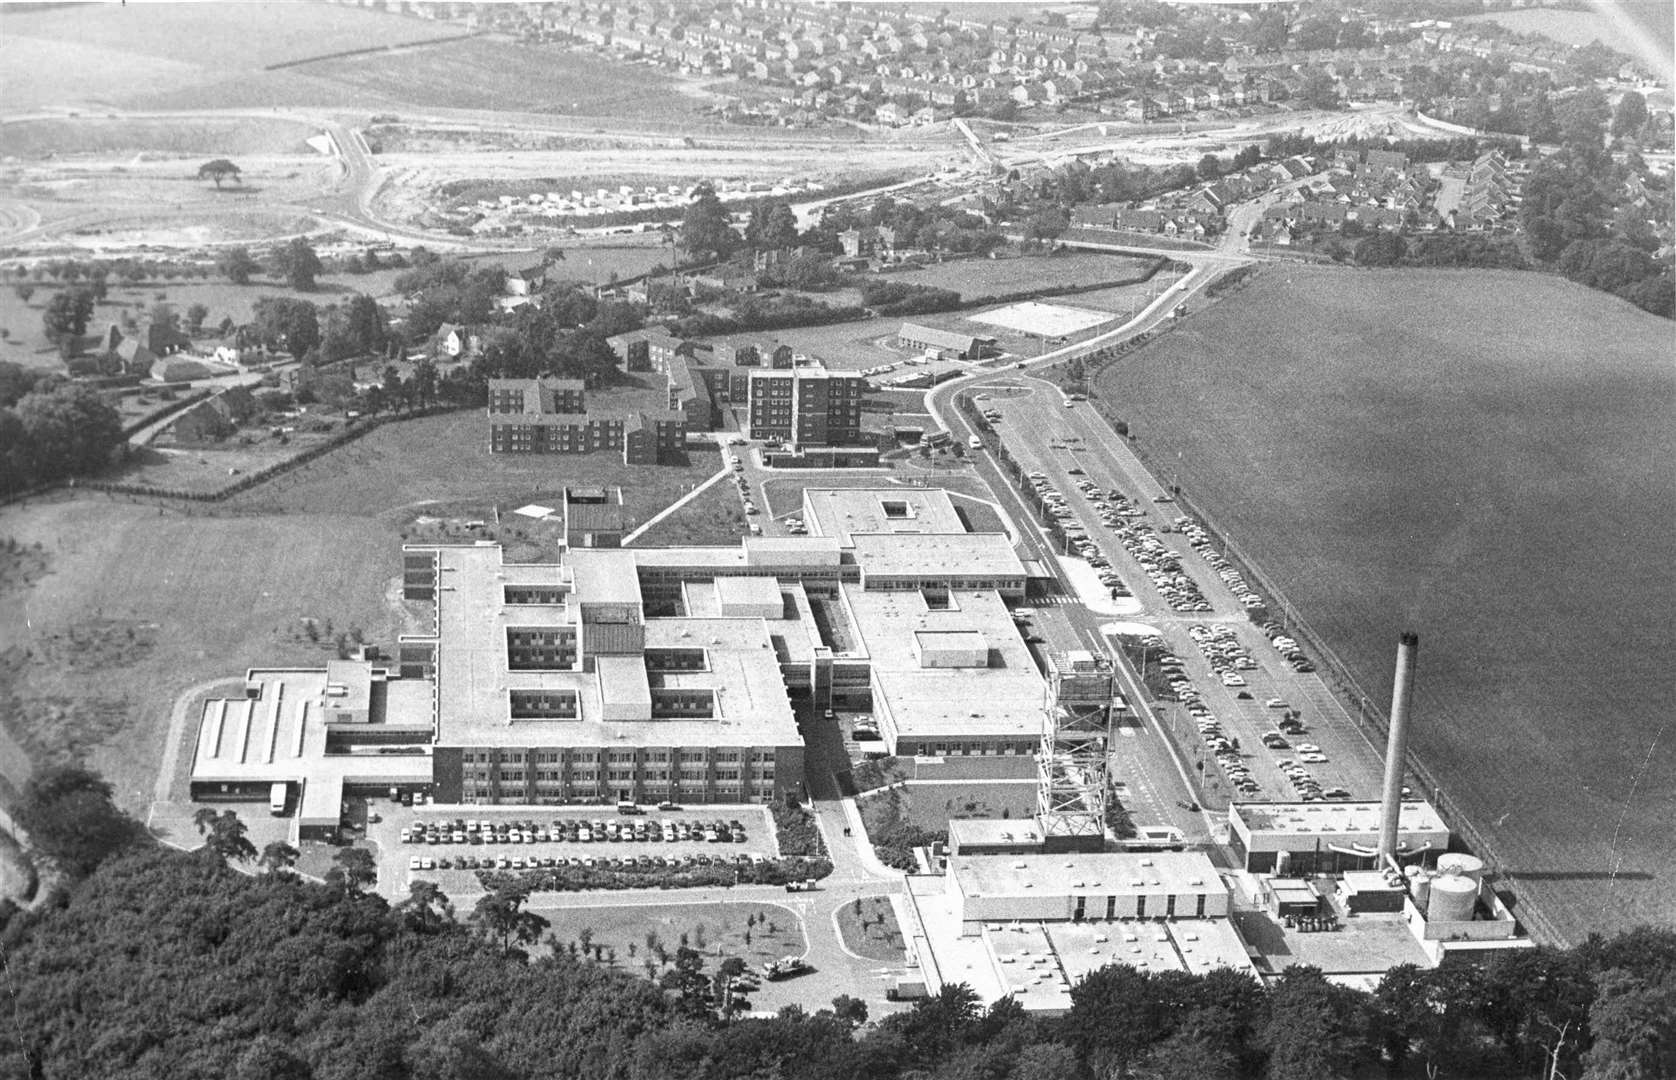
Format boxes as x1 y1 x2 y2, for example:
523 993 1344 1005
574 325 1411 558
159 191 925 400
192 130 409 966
784 879 819 893
762 956 812 980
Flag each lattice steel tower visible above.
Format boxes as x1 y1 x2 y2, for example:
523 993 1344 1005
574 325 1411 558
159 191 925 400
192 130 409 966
1037 649 1114 846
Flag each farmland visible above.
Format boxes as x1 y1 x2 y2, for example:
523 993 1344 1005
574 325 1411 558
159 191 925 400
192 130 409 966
0 2 468 112
1092 264 1676 940
297 38 700 119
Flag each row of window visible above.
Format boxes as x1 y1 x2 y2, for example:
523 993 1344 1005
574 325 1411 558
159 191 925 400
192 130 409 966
460 749 768 765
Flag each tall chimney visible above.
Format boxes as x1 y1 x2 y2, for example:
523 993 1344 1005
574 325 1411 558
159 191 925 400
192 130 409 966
1378 632 1418 864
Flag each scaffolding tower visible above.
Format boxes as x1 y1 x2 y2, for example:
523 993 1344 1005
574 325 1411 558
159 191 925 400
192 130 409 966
1037 649 1113 845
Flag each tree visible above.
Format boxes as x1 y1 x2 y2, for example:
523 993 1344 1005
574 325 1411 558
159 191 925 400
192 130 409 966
252 296 320 357
1197 153 1223 181
470 882 550 957
1582 969 1676 1080
1259 966 1375 1080
396 880 456 934
1557 87 1611 149
41 287 95 346
193 808 257 863
831 994 869 1027
14 283 34 303
198 159 242 188
258 841 300 877
325 847 378 894
1353 232 1407 267
678 182 740 262
1611 91 1649 140
220 246 260 285
14 383 123 482
271 238 323 292
185 302 210 333
11 765 145 879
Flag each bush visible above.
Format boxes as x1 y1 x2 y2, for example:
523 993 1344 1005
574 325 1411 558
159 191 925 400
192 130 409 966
770 802 823 858
858 279 962 316
475 855 832 894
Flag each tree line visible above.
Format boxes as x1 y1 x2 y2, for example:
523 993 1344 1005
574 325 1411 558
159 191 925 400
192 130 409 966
4 765 1673 1080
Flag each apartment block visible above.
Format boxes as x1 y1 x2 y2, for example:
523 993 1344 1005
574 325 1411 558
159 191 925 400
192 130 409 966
746 365 865 446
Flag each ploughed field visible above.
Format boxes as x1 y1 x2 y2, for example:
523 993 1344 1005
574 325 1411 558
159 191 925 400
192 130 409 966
1094 265 1676 941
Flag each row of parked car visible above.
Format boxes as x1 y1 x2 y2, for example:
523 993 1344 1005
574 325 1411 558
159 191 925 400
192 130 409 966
1172 517 1267 613
1110 518 1211 612
409 851 770 874
1185 623 1259 687
401 817 749 845
1259 622 1317 674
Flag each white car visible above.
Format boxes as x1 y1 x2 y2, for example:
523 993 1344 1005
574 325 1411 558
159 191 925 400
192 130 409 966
1296 744 1321 754
1300 753 1329 764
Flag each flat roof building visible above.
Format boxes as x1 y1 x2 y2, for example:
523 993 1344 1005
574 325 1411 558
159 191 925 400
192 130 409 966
905 852 1256 1014
1229 800 1451 874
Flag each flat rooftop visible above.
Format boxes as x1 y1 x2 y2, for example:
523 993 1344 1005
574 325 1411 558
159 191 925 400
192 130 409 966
952 851 1222 899
948 817 1043 848
802 487 972 547
1233 800 1448 837
846 587 1044 740
422 545 799 749
852 532 1025 580
1232 908 1433 978
190 669 433 823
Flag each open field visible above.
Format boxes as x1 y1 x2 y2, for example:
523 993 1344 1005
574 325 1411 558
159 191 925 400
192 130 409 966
224 408 722 527
0 498 402 816
299 38 698 119
882 252 1158 297
1093 264 1676 940
1 117 321 158
0 2 467 113
536 901 808 973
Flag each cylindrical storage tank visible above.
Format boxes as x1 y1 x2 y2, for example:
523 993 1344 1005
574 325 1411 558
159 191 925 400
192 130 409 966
1427 873 1476 922
1437 853 1485 886
1411 870 1432 911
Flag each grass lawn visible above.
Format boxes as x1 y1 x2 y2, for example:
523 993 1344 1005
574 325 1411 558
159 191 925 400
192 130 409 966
878 252 1158 296
537 902 808 977
1094 264 1676 942
631 477 749 548
224 408 723 529
836 897 907 962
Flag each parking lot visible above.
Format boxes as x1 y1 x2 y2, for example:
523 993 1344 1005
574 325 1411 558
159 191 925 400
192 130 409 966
364 804 779 896
988 384 1392 811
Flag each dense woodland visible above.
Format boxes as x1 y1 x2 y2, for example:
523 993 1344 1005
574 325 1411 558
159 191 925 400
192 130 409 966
4 767 1674 1080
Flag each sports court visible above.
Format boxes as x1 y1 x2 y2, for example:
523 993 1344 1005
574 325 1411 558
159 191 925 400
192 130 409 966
969 301 1118 337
